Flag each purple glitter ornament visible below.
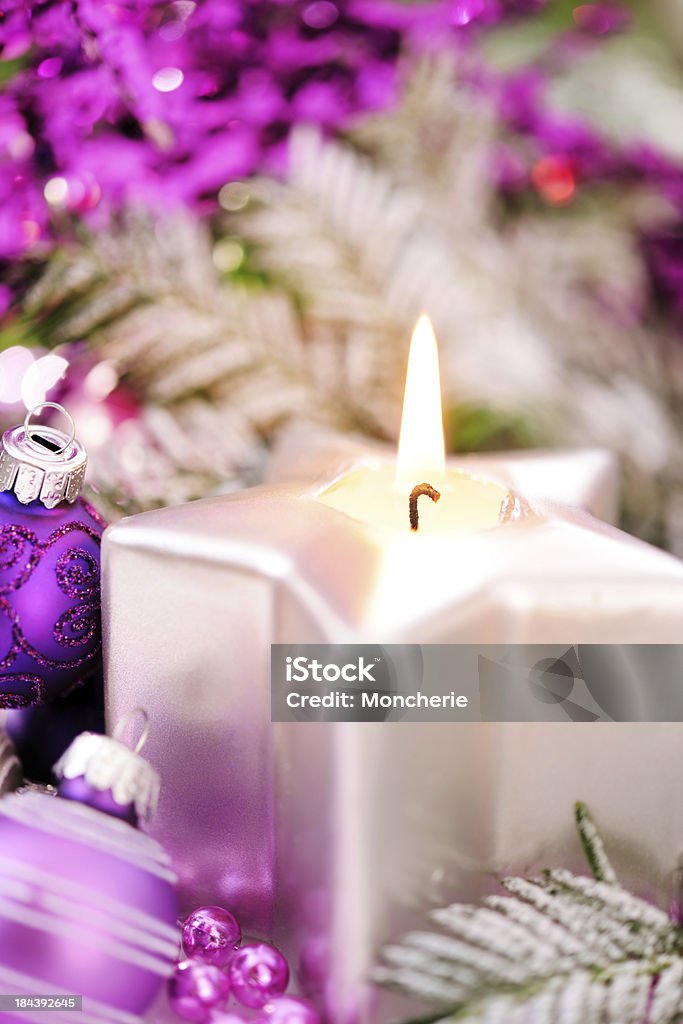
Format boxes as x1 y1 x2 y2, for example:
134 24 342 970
258 996 321 1024
182 905 242 966
168 960 231 1022
229 943 290 1009
0 404 105 708
0 729 178 1022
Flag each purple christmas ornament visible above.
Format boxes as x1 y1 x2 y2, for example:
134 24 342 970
182 905 242 966
0 403 105 708
229 943 290 1009
258 996 321 1024
0 728 178 1022
168 960 231 1022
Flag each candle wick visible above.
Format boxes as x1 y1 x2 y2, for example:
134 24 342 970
409 483 441 532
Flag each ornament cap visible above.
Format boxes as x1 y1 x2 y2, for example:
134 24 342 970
0 403 87 508
54 729 160 824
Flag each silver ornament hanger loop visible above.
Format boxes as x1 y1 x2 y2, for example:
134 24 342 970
114 707 150 755
0 402 87 507
24 402 76 456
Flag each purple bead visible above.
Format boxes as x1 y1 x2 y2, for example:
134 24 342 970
228 943 290 1009
168 960 230 1023
259 996 321 1024
182 905 242 967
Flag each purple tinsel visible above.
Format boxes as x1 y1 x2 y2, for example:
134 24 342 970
3 0 683 331
0 0 521 255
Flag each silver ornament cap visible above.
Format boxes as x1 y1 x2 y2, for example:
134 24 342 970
54 722 160 823
0 402 87 509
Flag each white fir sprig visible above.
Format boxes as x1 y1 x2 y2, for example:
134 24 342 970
375 803 683 1024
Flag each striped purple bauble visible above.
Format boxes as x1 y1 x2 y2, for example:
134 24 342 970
0 730 179 1023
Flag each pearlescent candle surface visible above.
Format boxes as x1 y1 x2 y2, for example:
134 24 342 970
268 424 619 524
318 465 515 534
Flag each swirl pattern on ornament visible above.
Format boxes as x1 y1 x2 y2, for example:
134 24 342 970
0 521 102 595
0 504 103 707
56 548 100 599
53 602 100 649
0 674 46 708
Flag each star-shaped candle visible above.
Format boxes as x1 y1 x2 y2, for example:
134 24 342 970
104 315 683 1024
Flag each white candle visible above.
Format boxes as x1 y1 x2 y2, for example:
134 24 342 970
103 317 683 1024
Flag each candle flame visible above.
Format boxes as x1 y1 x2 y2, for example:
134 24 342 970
395 314 446 491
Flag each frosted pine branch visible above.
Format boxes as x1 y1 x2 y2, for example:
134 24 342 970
575 800 617 884
22 212 355 515
376 804 683 1024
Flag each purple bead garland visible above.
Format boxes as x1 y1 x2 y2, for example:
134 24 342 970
258 995 321 1024
169 961 231 1023
170 905 319 1023
229 943 290 1009
182 906 242 967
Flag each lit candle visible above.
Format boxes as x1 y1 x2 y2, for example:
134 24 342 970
104 315 683 1024
318 314 525 534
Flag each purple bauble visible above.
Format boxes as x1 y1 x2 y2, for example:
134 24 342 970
0 409 106 708
0 730 178 1022
229 943 290 1009
168 960 231 1022
182 905 242 967
0 789 178 1021
258 996 321 1024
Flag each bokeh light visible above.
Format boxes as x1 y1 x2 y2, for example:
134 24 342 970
152 67 185 93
